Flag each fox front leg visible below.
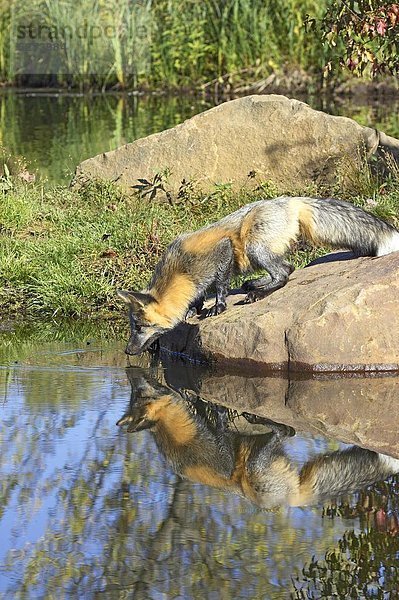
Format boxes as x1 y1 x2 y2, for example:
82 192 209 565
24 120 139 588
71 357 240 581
204 278 230 317
242 412 295 438
241 274 272 292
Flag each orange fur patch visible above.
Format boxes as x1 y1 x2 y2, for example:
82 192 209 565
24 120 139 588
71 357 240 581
183 441 256 499
148 396 198 445
146 273 196 326
234 212 255 272
231 443 251 483
182 226 251 273
181 227 230 254
298 202 318 246
289 461 317 506
231 443 259 504
145 395 172 418
239 213 253 241
184 465 234 488
270 457 299 486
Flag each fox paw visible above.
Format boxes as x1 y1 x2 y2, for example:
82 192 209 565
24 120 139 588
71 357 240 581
204 303 226 317
244 291 258 303
244 290 268 303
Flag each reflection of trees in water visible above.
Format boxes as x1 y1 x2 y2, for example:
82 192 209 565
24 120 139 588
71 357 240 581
294 479 399 598
294 527 399 599
0 93 209 183
0 406 326 597
2 433 398 597
1 368 399 598
323 477 399 522
11 456 399 598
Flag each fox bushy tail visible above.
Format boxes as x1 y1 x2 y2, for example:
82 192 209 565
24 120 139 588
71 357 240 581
301 197 399 257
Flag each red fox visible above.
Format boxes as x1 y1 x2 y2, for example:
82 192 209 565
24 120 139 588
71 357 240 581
118 196 399 354
117 371 399 508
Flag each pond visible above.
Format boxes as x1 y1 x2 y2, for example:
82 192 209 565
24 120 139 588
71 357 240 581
0 90 398 184
0 333 398 598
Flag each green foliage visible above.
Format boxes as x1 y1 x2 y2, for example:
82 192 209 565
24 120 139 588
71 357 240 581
0 163 13 192
333 147 399 229
132 169 173 203
0 0 332 90
0 175 251 317
310 0 399 79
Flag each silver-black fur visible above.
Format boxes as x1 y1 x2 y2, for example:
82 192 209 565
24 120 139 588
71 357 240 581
118 196 399 354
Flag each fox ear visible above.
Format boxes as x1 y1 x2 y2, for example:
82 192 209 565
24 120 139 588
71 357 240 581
117 289 139 306
117 290 154 311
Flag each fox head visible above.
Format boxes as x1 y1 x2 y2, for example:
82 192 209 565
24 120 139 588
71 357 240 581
117 401 157 432
117 374 176 433
117 290 172 355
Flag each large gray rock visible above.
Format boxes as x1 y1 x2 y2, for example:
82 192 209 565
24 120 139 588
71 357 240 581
72 94 399 192
159 253 399 372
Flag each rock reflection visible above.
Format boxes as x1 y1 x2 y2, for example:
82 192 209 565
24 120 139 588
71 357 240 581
119 367 399 509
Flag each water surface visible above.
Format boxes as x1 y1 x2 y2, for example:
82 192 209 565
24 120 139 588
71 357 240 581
0 336 398 598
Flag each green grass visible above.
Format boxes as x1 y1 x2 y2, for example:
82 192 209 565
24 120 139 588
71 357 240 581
1 157 398 320
0 0 336 91
0 176 259 318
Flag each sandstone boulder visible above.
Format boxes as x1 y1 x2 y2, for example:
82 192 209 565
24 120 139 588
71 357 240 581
72 94 399 192
159 252 399 372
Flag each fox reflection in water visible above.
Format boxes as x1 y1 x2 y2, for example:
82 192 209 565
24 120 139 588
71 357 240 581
117 370 399 509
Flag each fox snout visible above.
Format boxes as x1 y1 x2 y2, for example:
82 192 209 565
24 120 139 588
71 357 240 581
125 339 143 355
125 329 163 355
